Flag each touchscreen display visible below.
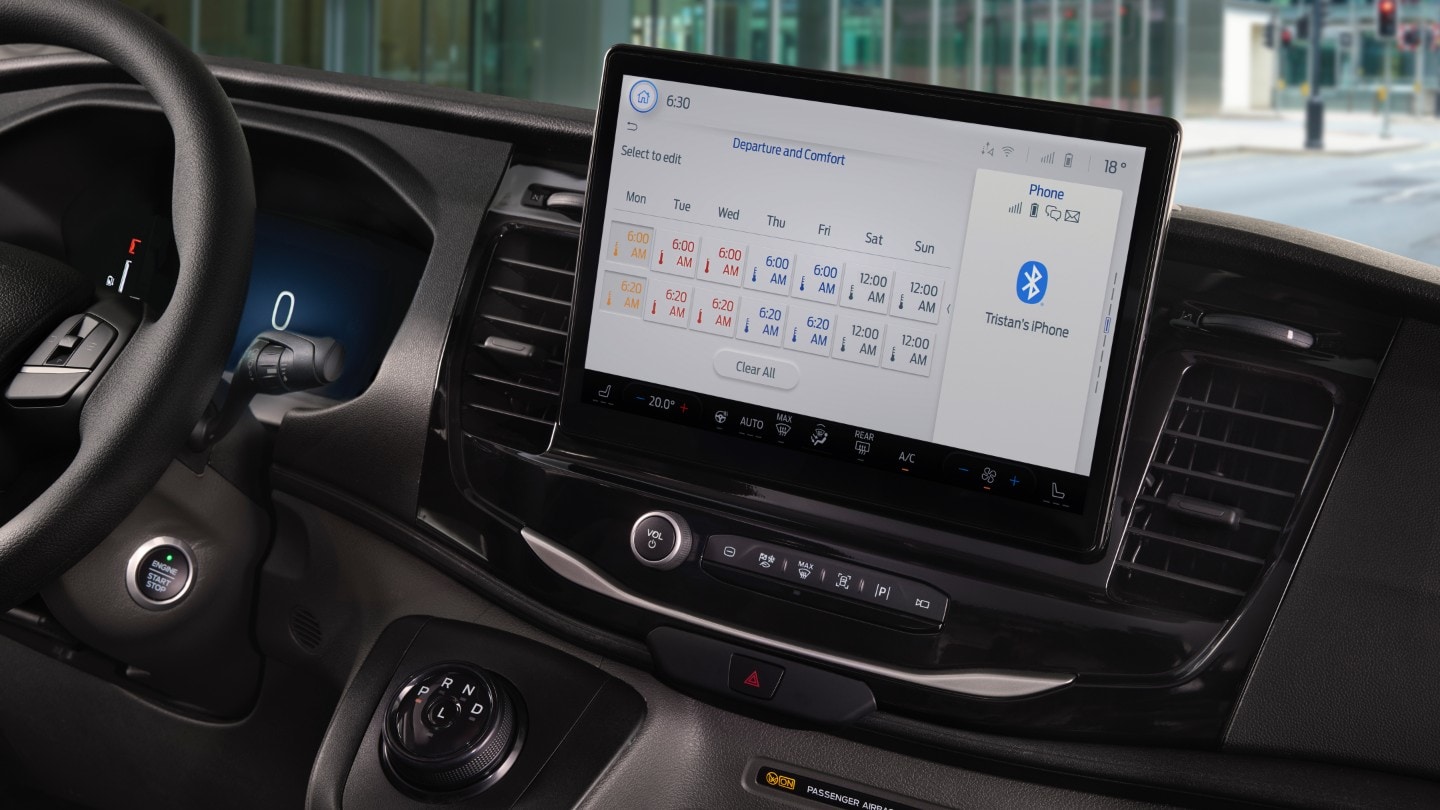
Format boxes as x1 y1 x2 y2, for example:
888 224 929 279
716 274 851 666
564 49 1177 548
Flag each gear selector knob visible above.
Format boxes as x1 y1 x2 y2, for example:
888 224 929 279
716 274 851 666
380 663 522 794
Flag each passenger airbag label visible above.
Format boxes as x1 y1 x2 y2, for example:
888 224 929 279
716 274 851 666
755 765 928 810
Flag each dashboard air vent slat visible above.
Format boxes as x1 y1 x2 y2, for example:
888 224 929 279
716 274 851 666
1110 364 1333 619
459 225 577 453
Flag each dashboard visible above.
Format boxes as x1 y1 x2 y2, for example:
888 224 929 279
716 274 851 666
410 51 1390 745
2 46 1439 810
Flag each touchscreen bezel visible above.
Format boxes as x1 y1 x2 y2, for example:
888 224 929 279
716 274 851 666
556 45 1180 553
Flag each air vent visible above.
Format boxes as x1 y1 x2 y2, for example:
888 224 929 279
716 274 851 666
459 225 577 452
1110 363 1334 619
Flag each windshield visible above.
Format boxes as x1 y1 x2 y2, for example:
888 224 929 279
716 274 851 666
18 1 1437 263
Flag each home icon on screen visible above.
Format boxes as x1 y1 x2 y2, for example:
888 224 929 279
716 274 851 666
629 80 658 113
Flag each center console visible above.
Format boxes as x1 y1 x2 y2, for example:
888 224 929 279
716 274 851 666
309 617 644 809
415 46 1391 751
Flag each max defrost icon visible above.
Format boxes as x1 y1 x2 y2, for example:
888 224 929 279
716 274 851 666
1017 260 1048 304
629 80 658 113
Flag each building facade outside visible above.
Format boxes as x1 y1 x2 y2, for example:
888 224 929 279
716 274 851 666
103 1 1440 119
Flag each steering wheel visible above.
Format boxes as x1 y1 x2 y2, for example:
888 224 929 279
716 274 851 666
0 1 254 609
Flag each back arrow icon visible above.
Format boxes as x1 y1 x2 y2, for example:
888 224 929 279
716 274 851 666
626 121 638 131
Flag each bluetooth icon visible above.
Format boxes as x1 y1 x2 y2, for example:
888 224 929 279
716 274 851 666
1016 260 1048 304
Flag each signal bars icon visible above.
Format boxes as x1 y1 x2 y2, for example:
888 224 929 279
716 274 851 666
1007 201 1024 214
1040 151 1056 164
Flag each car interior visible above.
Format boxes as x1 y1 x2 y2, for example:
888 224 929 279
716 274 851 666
2 2 1440 808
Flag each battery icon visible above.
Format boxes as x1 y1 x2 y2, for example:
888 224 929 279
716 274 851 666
1029 203 1040 218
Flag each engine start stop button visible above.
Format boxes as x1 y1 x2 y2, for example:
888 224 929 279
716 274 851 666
125 537 195 609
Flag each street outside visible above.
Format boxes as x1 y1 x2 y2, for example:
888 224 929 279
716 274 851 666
1176 111 1440 265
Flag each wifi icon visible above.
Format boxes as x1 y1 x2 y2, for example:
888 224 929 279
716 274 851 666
1000 146 1015 157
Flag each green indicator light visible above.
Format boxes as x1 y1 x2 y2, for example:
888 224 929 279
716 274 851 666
165 554 174 562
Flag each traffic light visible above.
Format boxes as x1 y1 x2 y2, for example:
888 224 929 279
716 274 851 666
1265 22 1276 49
1379 0 1398 39
1297 15 1310 40
1403 25 1422 51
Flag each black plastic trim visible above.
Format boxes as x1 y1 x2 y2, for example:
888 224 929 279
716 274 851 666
307 615 430 810
649 626 877 725
856 712 1440 810
1167 207 1440 321
271 465 650 668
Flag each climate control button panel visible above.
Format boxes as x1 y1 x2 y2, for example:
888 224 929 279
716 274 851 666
701 534 948 623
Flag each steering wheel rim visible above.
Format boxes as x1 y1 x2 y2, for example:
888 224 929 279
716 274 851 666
0 0 254 608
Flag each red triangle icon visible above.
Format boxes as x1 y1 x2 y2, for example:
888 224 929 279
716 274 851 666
743 670 762 689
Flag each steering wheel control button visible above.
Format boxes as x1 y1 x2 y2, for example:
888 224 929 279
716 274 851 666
23 314 85 366
125 537 195 610
629 511 692 570
382 663 520 794
64 322 117 369
729 655 784 699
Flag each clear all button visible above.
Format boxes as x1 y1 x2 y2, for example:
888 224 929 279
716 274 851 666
713 349 799 390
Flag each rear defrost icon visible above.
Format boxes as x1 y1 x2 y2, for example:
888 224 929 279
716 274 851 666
1016 260 1048 304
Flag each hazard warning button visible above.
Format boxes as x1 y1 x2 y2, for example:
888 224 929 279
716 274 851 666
728 654 784 700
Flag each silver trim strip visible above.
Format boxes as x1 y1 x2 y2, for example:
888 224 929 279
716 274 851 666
19 365 87 374
521 528 1075 699
544 190 586 211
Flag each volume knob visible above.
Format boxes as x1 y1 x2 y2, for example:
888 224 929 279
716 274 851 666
629 511 693 570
